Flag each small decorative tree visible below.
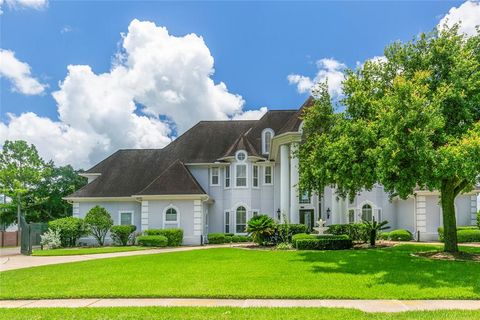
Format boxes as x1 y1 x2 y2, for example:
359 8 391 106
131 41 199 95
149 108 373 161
85 206 113 246
362 218 390 247
246 214 276 245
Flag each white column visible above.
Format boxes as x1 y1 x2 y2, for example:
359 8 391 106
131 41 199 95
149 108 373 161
141 201 149 231
72 202 79 218
289 143 299 224
416 195 427 238
471 195 478 226
193 200 203 237
280 144 290 222
331 190 339 224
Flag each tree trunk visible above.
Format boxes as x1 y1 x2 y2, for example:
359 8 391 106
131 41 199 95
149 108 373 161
370 230 376 247
440 183 458 253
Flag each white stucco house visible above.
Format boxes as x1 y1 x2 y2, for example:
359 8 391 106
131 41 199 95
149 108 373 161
65 97 479 244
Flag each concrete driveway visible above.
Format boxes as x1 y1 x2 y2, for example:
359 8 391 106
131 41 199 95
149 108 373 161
0 244 246 272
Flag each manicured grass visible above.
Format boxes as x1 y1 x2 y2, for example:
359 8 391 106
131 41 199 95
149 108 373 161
1 307 480 320
1 245 479 299
32 246 148 256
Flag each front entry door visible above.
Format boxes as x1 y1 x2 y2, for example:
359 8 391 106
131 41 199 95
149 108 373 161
299 209 315 232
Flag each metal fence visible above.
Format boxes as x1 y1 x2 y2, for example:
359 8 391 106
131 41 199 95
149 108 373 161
20 215 48 255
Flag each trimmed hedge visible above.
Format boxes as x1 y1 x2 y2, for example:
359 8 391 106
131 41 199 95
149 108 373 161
207 233 251 244
296 236 353 250
438 226 480 242
145 228 183 246
292 233 315 247
110 225 137 246
327 223 367 242
49 217 87 247
137 235 168 247
387 229 413 241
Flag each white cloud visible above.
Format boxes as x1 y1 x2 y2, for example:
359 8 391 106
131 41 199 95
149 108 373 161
0 49 46 95
439 1 480 36
231 107 268 120
288 58 346 98
1 0 47 13
1 19 263 168
60 25 73 34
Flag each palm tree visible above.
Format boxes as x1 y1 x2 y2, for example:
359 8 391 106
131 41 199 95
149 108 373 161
362 218 389 246
246 214 275 245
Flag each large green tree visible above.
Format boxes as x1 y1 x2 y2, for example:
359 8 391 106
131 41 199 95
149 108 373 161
0 140 49 227
299 26 480 253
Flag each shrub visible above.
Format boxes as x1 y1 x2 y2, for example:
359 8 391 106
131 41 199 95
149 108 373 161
379 232 390 240
292 233 315 247
84 206 113 246
327 223 368 242
208 233 226 244
40 228 61 249
477 210 480 229
388 229 413 241
296 236 353 250
275 223 309 244
438 226 479 242
145 228 183 246
137 235 168 247
362 219 390 246
246 214 276 245
276 242 293 250
110 225 137 246
49 217 87 247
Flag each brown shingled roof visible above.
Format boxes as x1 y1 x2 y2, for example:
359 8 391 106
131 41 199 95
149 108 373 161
277 96 314 134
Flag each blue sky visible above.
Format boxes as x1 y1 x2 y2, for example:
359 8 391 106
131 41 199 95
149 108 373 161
0 0 476 168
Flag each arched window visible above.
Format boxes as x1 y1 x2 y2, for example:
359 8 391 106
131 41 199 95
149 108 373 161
361 204 373 221
236 206 247 233
262 128 274 154
164 206 179 228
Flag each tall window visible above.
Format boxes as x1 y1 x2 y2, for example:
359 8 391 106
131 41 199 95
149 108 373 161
164 207 179 228
120 212 133 225
348 209 355 224
361 204 373 221
262 129 274 154
264 166 272 185
225 166 230 188
236 206 247 233
211 167 219 186
236 164 247 187
224 211 230 233
299 191 310 204
253 165 259 187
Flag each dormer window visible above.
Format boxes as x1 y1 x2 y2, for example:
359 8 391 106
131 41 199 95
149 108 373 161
262 128 274 154
236 150 247 162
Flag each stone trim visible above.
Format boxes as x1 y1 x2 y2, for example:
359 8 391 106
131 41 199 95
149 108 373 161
141 201 149 231
471 195 478 226
72 202 79 218
416 195 427 233
193 200 202 236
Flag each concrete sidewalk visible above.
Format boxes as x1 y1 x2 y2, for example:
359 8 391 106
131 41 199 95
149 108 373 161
0 244 247 272
0 298 479 312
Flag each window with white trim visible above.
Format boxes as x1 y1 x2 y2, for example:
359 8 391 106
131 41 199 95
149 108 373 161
299 191 310 204
225 166 230 188
262 128 274 154
224 211 230 233
253 165 259 187
236 164 247 187
348 209 355 224
264 166 273 185
211 167 219 186
236 151 246 161
236 206 247 233
164 207 179 228
252 210 259 217
120 212 133 225
361 204 373 221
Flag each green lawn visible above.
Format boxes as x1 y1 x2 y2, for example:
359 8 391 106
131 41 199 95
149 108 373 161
1 307 480 320
32 246 148 256
1 244 479 299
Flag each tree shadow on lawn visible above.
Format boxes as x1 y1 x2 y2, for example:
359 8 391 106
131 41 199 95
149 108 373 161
294 244 480 295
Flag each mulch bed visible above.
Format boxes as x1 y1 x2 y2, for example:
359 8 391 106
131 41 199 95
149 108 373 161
413 251 480 262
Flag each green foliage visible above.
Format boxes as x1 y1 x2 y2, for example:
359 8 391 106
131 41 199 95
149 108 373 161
137 235 168 247
291 233 315 247
0 140 50 226
327 223 368 242
299 26 480 253
48 217 87 247
275 242 293 250
477 210 480 229
295 237 353 250
145 228 183 246
84 206 113 246
362 219 390 246
438 227 480 243
110 225 137 246
387 229 413 241
379 232 390 240
246 214 275 245
207 233 251 244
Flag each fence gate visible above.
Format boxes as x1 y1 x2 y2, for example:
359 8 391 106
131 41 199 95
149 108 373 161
20 215 48 255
